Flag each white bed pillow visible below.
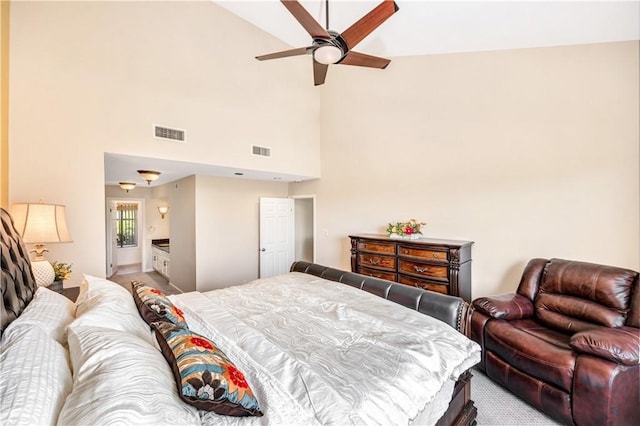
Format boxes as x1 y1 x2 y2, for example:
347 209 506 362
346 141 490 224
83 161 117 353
2 286 75 345
70 274 154 345
0 326 73 426
59 325 200 425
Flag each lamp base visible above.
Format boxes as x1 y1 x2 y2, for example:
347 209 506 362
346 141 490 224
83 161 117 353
31 259 55 287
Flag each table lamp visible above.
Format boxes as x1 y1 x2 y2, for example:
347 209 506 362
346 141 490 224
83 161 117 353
10 203 73 286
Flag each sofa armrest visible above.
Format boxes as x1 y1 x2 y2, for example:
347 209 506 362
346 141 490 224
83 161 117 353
472 293 534 320
570 327 640 366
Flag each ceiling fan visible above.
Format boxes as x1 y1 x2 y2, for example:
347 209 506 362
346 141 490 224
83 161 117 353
256 0 399 86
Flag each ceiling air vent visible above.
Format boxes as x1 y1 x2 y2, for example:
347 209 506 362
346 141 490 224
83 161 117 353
154 125 186 143
252 145 271 157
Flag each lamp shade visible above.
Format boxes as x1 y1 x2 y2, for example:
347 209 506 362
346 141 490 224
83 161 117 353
314 45 343 65
157 205 169 219
10 203 73 244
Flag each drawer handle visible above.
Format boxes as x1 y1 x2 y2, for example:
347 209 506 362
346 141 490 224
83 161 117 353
371 273 382 278
414 265 428 273
402 249 409 254
433 253 440 258
368 258 380 265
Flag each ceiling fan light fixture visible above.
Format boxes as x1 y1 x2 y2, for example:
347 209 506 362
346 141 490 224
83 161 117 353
137 170 161 185
314 45 342 65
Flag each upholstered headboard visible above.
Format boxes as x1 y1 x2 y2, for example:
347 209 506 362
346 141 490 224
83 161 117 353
1 207 37 333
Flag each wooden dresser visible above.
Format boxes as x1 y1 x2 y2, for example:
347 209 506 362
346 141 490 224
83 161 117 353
349 234 474 302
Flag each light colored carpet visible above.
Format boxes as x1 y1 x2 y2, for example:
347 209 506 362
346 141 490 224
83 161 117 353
472 368 562 425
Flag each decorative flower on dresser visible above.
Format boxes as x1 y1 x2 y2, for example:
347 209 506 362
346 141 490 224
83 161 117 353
386 219 426 240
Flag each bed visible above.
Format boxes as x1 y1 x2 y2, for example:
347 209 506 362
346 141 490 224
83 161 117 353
0 207 480 425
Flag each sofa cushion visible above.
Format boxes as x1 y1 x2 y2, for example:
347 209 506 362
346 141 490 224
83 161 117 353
535 259 637 333
473 294 533 320
485 319 576 392
570 326 640 365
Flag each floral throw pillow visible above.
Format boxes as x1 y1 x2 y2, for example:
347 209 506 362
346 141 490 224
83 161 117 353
152 321 263 417
131 281 187 328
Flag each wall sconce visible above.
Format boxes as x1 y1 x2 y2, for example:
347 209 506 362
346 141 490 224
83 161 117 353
158 206 169 219
119 182 136 192
137 170 161 185
10 203 73 287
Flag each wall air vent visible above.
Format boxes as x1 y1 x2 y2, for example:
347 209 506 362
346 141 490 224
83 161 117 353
252 145 271 157
154 125 186 143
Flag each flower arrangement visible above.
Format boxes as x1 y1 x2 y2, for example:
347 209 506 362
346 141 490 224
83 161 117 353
386 219 426 237
52 261 72 281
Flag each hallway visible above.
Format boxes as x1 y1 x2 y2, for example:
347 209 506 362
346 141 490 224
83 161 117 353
108 268 180 296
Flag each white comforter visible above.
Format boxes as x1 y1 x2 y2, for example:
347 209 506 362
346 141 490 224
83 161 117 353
171 272 481 426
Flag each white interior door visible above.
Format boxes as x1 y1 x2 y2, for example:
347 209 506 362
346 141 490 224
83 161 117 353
259 197 294 278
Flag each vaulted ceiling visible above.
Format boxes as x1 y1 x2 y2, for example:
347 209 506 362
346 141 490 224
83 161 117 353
105 1 639 186
215 0 639 57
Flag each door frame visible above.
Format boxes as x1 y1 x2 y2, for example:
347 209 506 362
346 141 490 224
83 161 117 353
290 194 316 263
105 197 146 276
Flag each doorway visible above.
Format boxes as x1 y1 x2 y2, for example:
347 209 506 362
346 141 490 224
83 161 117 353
293 196 314 263
105 198 145 277
258 195 315 278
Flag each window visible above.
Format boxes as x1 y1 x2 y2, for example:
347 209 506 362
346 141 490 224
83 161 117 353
116 203 138 247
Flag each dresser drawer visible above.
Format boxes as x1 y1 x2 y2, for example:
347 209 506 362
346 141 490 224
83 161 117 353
398 259 448 281
358 253 396 271
357 241 396 255
350 235 473 302
358 266 397 282
398 275 449 295
398 245 448 262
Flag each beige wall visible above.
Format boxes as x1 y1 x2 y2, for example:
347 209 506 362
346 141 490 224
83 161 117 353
169 176 197 292
8 1 321 286
294 197 314 262
8 1 639 297
290 41 640 298
0 0 8 209
195 175 288 292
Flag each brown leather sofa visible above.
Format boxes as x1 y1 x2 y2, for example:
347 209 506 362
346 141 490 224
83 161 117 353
471 258 639 426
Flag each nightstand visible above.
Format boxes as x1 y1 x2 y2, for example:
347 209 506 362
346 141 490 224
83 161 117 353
61 286 80 302
49 281 79 302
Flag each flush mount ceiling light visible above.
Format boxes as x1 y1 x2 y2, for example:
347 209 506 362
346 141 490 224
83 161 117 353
119 182 136 192
137 170 161 185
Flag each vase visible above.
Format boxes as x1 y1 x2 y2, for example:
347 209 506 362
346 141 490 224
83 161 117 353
49 280 64 292
389 233 420 240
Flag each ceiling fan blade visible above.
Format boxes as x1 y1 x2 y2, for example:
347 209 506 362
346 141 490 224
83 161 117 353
339 51 390 69
256 46 313 61
340 0 399 50
313 60 329 86
281 0 331 39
